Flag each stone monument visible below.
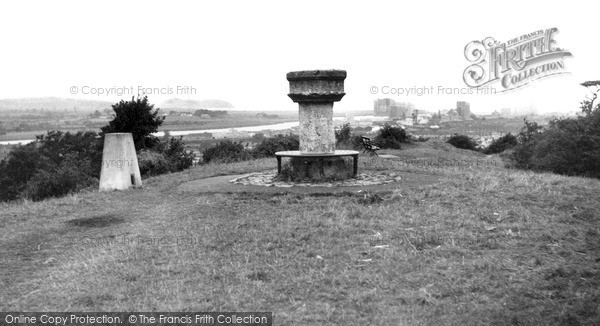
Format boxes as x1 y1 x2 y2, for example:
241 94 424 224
275 70 359 181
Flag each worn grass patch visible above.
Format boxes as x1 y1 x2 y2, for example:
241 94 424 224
67 214 125 228
1 142 599 325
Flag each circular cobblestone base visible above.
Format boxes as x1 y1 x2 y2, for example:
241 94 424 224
229 170 402 188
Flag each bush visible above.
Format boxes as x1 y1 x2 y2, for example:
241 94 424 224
251 134 299 158
203 140 250 163
510 83 600 178
332 124 365 150
447 134 478 151
251 133 266 143
162 136 195 171
0 143 51 201
350 135 365 150
517 119 544 143
0 127 195 201
377 138 403 149
36 130 103 177
484 133 518 154
335 123 352 144
374 124 407 149
0 130 103 202
137 150 172 176
20 155 97 201
137 137 195 176
512 121 600 178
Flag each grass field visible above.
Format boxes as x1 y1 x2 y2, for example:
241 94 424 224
1 141 599 325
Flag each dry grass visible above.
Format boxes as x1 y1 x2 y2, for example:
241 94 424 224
1 142 599 325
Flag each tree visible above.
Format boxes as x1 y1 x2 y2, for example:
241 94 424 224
101 96 165 150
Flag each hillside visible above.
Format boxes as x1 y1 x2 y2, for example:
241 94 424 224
161 98 234 110
1 142 599 325
0 97 113 112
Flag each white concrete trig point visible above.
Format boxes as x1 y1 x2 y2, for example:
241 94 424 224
99 133 142 191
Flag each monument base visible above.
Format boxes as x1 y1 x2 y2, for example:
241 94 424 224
275 150 359 182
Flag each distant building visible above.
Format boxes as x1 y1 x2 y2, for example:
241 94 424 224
456 101 471 120
501 107 511 118
482 111 501 120
374 98 394 116
514 106 537 116
168 111 193 117
355 120 373 127
390 102 414 119
374 98 414 118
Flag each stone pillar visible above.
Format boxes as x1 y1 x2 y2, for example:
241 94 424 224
99 133 142 191
287 70 346 154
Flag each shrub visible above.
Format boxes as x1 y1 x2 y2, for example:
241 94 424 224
517 119 544 143
251 133 266 143
334 124 365 150
0 130 102 202
36 130 103 177
162 136 195 171
447 134 478 151
203 140 250 163
350 135 365 150
0 143 51 201
510 83 600 178
484 133 518 154
137 137 195 176
0 127 195 202
512 121 600 178
376 138 403 149
20 155 97 201
335 123 352 144
251 134 299 158
137 150 172 176
511 137 538 169
374 124 407 149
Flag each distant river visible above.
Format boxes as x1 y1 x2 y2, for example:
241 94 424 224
153 121 300 137
0 117 363 145
0 121 302 145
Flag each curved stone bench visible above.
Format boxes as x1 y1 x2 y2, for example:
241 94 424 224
275 150 359 178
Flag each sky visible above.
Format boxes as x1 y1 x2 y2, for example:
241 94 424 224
1 0 599 114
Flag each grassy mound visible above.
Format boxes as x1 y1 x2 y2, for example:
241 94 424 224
1 142 599 325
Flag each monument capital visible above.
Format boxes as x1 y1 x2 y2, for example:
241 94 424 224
287 70 346 103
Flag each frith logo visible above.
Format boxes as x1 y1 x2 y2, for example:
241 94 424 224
463 27 572 92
